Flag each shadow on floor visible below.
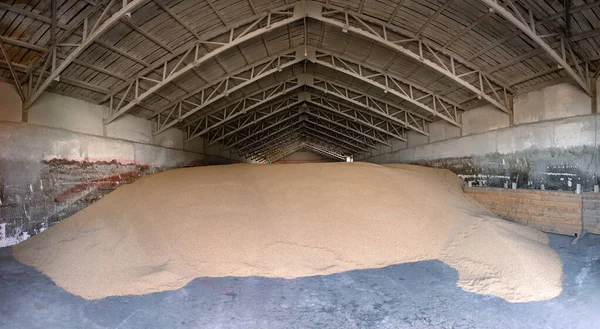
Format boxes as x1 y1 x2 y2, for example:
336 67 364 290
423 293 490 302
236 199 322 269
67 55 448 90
1 233 599 329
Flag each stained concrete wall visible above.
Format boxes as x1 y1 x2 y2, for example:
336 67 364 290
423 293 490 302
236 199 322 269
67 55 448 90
363 82 599 192
0 84 244 247
0 121 238 247
367 114 598 190
184 138 205 154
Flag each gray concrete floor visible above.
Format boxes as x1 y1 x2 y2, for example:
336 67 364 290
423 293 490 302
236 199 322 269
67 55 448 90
1 233 599 329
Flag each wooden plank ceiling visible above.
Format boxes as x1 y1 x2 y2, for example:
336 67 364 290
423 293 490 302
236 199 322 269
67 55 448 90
0 0 599 162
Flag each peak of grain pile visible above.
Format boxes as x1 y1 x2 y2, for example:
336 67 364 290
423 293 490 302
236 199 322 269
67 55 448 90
13 163 563 302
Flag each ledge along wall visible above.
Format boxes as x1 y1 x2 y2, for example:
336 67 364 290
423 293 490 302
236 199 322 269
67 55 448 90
0 82 243 247
463 187 600 236
358 81 600 236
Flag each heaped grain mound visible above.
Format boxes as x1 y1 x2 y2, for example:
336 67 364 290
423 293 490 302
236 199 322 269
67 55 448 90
13 163 563 302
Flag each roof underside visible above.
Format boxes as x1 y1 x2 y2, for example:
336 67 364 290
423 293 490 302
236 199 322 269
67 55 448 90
1 0 599 162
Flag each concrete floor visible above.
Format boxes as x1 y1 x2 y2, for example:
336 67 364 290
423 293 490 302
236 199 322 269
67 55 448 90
1 233 598 329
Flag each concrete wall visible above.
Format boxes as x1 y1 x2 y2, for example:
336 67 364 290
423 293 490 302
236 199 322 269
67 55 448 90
429 120 460 143
514 83 591 125
363 82 599 192
596 79 600 112
0 84 244 247
407 130 429 148
0 81 22 122
461 104 510 136
28 92 106 136
105 114 153 143
0 121 238 247
0 83 243 162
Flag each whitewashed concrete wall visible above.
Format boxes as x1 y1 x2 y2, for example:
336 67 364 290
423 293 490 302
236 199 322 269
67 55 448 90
0 121 240 247
0 83 244 162
105 114 153 143
461 104 511 136
0 81 22 122
407 130 429 148
28 92 106 136
429 120 461 143
358 81 595 160
367 115 597 163
514 83 591 125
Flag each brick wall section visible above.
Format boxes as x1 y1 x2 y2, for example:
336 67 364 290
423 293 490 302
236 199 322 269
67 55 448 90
463 187 599 236
583 194 600 234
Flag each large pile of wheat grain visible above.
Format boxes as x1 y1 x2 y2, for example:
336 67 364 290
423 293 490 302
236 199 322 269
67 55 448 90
13 162 562 302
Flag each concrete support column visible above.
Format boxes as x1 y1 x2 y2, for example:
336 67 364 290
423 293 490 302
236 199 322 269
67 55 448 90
592 78 598 114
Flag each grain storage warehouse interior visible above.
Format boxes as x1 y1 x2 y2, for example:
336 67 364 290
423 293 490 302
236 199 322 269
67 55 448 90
0 0 599 328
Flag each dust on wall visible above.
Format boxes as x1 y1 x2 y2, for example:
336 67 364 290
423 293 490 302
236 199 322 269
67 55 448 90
413 145 599 191
0 122 237 247
366 114 600 192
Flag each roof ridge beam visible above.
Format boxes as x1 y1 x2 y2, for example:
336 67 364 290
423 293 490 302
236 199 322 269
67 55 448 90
205 94 310 146
184 69 422 141
239 116 372 154
251 139 301 159
254 140 302 159
212 92 397 147
305 140 347 155
225 103 387 148
244 126 357 156
266 144 304 163
254 143 303 162
222 100 394 150
303 136 350 155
